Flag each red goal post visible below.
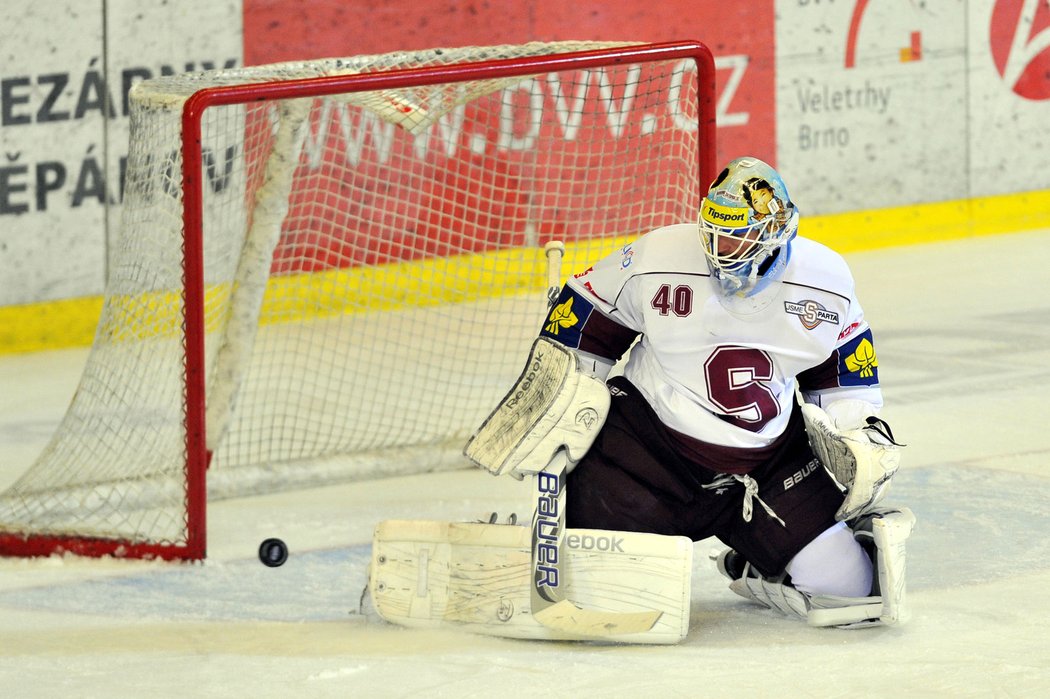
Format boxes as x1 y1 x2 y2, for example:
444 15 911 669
0 40 716 561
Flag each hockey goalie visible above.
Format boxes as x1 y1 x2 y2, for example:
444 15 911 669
369 157 914 643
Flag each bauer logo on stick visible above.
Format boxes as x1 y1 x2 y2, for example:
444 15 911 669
532 470 562 599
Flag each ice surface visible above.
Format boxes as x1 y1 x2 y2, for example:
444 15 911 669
2 230 1050 697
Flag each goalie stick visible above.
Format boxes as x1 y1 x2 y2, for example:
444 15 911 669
528 242 663 636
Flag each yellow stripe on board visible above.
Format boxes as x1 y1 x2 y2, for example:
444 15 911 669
802 188 1050 253
0 245 557 355
2 188 1048 355
262 245 546 318
0 296 105 355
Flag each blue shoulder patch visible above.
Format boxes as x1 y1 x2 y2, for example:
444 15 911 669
538 286 595 349
837 328 879 387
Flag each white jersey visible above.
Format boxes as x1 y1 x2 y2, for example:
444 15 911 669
539 224 882 449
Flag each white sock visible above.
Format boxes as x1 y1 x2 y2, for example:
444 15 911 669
785 521 872 598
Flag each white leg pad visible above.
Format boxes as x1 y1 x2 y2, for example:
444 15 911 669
871 505 916 625
369 520 692 644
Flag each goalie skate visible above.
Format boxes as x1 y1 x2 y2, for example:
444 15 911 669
713 506 916 628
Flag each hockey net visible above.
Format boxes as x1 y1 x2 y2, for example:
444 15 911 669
0 41 715 560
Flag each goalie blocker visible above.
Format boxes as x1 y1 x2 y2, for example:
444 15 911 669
464 337 610 479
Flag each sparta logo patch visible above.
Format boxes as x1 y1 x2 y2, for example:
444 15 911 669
784 300 840 330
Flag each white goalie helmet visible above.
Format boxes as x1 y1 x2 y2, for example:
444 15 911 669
698 157 799 297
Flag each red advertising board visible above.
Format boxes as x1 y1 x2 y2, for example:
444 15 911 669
242 0 776 168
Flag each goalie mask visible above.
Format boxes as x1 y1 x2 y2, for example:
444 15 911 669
698 157 799 297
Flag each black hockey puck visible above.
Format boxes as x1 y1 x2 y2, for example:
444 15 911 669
259 538 289 567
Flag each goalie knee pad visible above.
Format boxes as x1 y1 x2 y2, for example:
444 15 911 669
714 506 916 628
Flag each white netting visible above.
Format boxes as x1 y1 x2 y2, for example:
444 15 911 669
0 42 706 555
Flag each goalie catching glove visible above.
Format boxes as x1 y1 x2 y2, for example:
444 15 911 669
464 337 610 480
801 399 904 521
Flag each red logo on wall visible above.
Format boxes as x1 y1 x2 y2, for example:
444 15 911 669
991 0 1050 100
845 0 923 68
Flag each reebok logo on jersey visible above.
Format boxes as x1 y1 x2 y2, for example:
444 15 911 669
620 245 635 269
784 300 839 329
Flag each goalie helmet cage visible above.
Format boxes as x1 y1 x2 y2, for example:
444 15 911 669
0 40 716 561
